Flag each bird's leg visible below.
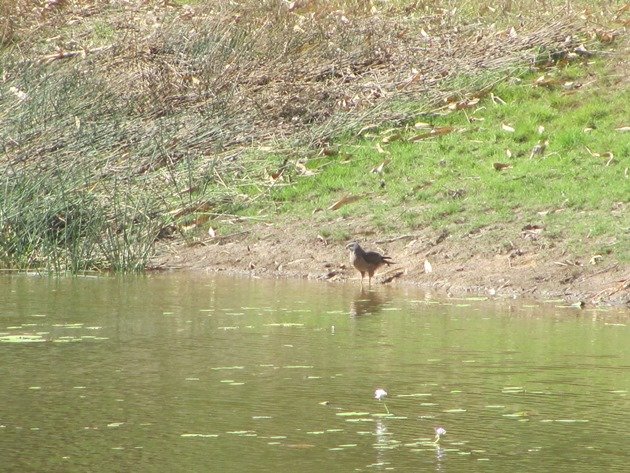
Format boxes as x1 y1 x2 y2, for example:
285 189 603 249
360 272 365 287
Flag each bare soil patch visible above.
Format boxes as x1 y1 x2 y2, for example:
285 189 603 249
151 219 630 307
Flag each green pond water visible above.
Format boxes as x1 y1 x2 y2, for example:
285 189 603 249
1 274 628 472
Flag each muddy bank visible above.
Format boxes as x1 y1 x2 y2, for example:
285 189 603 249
151 222 630 308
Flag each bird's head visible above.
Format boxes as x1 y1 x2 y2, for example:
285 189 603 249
346 241 359 251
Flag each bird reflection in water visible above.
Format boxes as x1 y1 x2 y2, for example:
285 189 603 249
350 289 386 317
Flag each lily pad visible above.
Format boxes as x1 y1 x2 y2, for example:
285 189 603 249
0 335 45 343
396 393 432 398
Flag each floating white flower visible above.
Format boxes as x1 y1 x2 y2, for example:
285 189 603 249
434 427 446 443
374 388 389 414
374 388 388 400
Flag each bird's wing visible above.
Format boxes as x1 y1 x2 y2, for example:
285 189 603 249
363 251 386 264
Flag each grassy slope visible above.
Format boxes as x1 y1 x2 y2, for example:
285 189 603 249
0 0 628 277
260 59 629 264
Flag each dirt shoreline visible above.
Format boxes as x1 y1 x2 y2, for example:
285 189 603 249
151 222 630 308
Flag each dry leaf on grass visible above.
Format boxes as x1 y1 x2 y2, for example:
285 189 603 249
357 124 378 135
448 97 480 110
424 259 433 273
410 126 454 141
9 86 28 100
585 148 615 164
371 159 391 174
268 170 284 181
501 123 515 133
382 133 401 143
295 161 315 176
491 93 506 105
375 143 389 154
493 162 512 171
328 195 361 211
521 224 545 239
414 122 432 129
534 75 559 88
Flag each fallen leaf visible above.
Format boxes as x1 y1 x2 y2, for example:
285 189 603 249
414 122 432 129
374 143 389 154
449 97 480 110
371 159 391 174
537 125 545 135
9 86 28 101
269 170 284 181
410 126 454 141
563 81 580 90
208 227 216 238
295 161 315 176
382 133 401 143
493 162 512 171
601 152 615 166
595 30 615 43
534 76 559 88
585 146 599 157
521 224 545 239
358 124 378 135
505 149 513 158
491 93 506 105
194 214 209 226
424 259 433 273
501 123 515 133
328 195 361 211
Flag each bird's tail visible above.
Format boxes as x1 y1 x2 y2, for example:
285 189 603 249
382 256 394 265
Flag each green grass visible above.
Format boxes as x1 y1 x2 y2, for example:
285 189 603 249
260 60 629 261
